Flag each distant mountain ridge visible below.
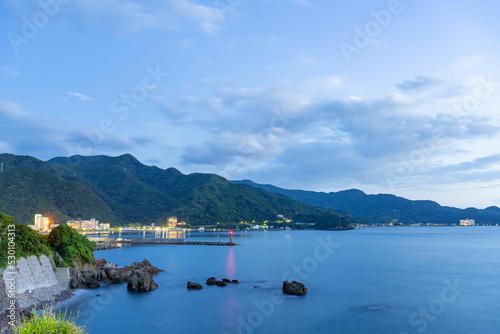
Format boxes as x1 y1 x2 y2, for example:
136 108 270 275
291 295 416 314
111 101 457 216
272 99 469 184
0 153 351 228
232 180 500 225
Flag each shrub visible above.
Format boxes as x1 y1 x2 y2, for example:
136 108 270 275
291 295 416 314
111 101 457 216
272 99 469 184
47 225 95 267
13 305 86 334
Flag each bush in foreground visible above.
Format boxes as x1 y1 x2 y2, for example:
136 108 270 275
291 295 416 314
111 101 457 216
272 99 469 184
13 306 86 334
47 225 96 267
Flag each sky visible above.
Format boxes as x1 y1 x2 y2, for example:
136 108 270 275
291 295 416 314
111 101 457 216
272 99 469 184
1 0 500 209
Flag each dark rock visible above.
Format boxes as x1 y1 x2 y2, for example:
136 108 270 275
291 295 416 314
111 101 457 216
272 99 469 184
215 280 227 287
127 269 158 292
96 294 101 297
105 259 163 284
253 286 260 288
187 281 203 290
231 280 240 284
70 258 163 289
282 280 307 295
86 278 101 289
206 277 217 285
94 243 120 251
222 278 231 283
70 259 99 289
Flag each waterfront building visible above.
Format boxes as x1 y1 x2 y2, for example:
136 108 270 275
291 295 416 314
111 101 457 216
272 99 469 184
460 218 475 226
167 217 178 227
67 218 100 229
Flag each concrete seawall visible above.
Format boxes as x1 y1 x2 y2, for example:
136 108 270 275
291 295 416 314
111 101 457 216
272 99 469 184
2 254 58 294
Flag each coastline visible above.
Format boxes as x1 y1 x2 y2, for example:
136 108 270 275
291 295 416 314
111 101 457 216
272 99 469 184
15 284 75 313
0 284 75 334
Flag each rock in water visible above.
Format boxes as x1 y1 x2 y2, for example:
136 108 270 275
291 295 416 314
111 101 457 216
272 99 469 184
105 259 163 284
231 279 240 284
215 280 227 287
127 269 158 292
282 280 307 295
206 277 218 285
187 281 203 290
222 278 231 283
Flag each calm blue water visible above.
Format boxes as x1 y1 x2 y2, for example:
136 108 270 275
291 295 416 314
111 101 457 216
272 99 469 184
59 227 500 333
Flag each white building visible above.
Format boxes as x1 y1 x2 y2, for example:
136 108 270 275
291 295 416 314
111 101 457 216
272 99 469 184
460 218 475 226
34 214 51 230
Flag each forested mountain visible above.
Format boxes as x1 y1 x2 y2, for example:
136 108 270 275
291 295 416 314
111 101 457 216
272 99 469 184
0 154 351 228
232 180 500 225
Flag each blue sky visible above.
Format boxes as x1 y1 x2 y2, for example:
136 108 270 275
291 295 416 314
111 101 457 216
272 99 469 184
1 0 500 209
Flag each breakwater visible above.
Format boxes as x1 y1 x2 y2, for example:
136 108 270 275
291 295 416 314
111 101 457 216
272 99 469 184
89 237 236 246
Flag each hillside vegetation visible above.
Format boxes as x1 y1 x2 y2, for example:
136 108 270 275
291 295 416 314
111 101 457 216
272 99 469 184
0 213 95 268
0 154 352 228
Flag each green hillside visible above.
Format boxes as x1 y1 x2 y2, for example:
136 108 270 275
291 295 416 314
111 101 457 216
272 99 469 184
0 164 120 225
0 153 352 228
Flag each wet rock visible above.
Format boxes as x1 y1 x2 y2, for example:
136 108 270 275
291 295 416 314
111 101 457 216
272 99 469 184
105 259 163 284
206 277 217 285
215 280 227 287
187 281 203 290
86 278 101 289
127 269 158 292
222 278 231 283
70 258 162 289
231 280 240 284
282 281 307 295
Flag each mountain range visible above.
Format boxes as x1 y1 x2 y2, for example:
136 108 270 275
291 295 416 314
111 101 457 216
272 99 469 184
0 153 350 228
1 153 498 227
232 180 500 225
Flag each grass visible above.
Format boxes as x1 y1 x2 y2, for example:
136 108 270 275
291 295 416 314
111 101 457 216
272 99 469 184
13 305 86 334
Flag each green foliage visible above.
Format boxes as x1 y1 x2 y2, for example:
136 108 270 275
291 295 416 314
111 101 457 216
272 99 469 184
0 154 120 225
295 212 353 230
13 305 86 334
0 213 52 269
47 225 95 267
0 153 353 227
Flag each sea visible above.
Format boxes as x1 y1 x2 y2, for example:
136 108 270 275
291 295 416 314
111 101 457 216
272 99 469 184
58 227 500 333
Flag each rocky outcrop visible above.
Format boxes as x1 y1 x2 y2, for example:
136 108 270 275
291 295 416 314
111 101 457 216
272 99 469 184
127 270 158 292
70 258 162 292
205 277 239 287
206 277 217 285
94 243 121 251
282 281 307 295
215 280 227 287
187 281 203 290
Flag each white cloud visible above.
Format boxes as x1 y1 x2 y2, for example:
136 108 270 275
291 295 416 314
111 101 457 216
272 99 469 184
67 92 95 101
73 0 221 34
0 67 20 77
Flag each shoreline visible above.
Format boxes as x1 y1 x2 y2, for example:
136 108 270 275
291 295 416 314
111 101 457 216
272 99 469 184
16 284 75 314
0 284 75 334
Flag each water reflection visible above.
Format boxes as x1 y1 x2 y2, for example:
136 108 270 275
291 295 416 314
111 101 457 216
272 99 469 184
226 247 236 278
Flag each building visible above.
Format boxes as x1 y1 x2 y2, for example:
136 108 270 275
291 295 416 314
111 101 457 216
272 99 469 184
460 218 475 226
34 214 51 230
167 217 178 228
67 218 99 229
99 223 110 230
